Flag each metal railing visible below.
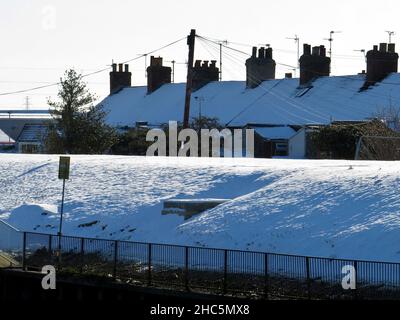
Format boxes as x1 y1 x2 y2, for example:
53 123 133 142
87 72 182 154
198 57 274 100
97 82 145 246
14 232 400 299
0 220 23 268
2 230 400 299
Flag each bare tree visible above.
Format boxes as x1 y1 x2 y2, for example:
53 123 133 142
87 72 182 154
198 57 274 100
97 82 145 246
373 101 400 132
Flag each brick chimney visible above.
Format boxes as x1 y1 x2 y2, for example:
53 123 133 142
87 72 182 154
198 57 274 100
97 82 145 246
192 60 219 91
109 63 132 94
245 46 276 88
146 56 172 94
363 43 398 89
299 44 330 85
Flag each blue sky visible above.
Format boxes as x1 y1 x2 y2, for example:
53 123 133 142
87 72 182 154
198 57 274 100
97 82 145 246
0 0 399 109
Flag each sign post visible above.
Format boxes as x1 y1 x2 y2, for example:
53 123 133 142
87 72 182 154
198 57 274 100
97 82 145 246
57 156 70 266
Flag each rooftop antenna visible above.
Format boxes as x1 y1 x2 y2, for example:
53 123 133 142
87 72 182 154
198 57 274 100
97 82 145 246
165 60 176 83
286 35 300 76
324 31 342 75
324 30 342 58
354 49 366 63
137 53 148 78
217 40 228 81
166 60 187 83
25 96 30 110
385 31 396 43
171 60 175 83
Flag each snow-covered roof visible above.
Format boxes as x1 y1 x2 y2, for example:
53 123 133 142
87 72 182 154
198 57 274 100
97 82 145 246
0 129 14 144
100 73 400 128
254 126 296 140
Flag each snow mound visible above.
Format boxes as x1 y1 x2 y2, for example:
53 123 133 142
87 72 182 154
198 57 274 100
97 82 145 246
6 204 59 232
1 154 400 262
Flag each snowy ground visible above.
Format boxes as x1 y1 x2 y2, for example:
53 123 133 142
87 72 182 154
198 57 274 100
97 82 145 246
1 154 400 262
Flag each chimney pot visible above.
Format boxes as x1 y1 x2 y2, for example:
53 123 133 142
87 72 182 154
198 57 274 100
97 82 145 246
303 44 311 55
245 46 276 88
299 44 331 85
110 62 131 94
363 43 399 89
192 59 220 90
266 48 273 59
147 55 171 93
258 47 265 59
312 46 320 56
379 43 387 52
150 56 163 67
320 46 326 57
252 47 257 57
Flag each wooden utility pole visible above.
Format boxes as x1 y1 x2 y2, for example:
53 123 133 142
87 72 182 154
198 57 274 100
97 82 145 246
183 29 196 129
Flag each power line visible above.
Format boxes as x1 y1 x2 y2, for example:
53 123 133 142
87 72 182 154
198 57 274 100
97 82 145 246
209 40 400 122
286 35 300 76
0 36 186 97
198 35 298 70
200 38 329 124
198 34 400 90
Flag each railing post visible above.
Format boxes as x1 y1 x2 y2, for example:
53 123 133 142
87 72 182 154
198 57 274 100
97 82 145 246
354 260 358 300
48 234 52 253
223 249 228 294
184 246 189 291
48 234 52 265
57 234 62 271
264 253 269 299
80 238 84 274
147 243 152 286
22 232 27 271
306 256 311 299
113 240 119 280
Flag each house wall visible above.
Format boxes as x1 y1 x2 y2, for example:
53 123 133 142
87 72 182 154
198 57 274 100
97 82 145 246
254 133 273 158
289 128 306 159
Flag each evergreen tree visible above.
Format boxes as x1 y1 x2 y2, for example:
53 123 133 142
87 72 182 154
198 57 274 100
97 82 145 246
45 69 117 154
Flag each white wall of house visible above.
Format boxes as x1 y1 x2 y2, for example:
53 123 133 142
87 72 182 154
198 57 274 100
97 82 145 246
289 128 306 159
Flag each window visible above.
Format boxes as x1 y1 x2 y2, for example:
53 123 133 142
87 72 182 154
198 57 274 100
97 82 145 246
295 86 312 98
274 142 288 156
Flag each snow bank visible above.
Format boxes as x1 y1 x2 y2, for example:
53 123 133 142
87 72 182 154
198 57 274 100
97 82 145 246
1 154 400 262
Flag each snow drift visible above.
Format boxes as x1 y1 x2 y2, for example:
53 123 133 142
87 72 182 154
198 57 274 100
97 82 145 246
0 154 400 262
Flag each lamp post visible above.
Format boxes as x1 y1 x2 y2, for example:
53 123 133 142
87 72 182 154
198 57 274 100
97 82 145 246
194 96 204 121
